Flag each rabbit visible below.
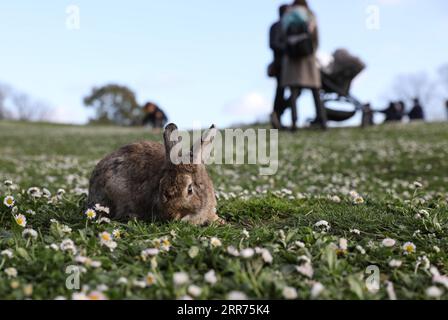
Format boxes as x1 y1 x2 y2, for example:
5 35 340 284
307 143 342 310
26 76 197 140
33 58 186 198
87 123 224 225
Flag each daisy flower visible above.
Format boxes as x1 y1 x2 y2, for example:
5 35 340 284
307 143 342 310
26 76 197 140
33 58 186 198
22 228 38 239
204 270 217 285
173 272 189 286
145 272 157 286
314 220 330 233
226 291 248 300
353 196 365 205
403 242 416 255
282 286 298 300
426 286 443 299
99 231 112 243
226 246 240 257
240 248 255 259
210 237 222 248
112 229 121 239
14 214 27 227
141 248 159 261
160 237 171 251
117 277 128 285
60 239 77 254
382 238 396 247
355 245 366 254
389 259 402 268
188 246 199 258
5 267 18 278
296 262 314 279
85 208 96 220
1 249 13 259
87 291 108 300
413 181 423 189
187 285 202 298
100 235 117 252
3 195 15 208
311 282 325 299
260 248 273 264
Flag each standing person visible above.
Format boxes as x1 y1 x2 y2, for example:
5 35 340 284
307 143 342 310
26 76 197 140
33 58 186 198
408 98 425 121
269 4 290 129
281 0 327 131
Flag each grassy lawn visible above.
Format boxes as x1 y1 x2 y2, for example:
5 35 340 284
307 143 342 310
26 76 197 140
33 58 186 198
0 120 447 300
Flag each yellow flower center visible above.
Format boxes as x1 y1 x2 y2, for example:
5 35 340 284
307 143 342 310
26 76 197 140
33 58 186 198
146 275 155 285
7 198 13 205
101 233 111 241
88 293 101 300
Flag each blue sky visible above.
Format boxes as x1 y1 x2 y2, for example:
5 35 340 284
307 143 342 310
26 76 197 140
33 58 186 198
1 0 447 129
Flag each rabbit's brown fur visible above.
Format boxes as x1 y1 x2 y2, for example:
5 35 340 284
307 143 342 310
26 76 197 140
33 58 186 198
87 123 222 225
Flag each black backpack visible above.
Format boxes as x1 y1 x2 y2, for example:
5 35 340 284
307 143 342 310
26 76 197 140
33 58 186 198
283 11 314 58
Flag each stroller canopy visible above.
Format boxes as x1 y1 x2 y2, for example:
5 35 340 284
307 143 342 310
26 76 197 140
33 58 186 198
322 49 366 97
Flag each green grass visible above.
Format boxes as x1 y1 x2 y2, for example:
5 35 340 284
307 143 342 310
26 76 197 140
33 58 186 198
0 120 447 300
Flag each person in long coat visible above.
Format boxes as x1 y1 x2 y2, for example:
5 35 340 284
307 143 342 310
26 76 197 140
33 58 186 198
281 0 327 130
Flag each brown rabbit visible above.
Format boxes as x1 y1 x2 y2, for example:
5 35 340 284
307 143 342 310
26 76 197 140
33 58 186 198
87 123 223 225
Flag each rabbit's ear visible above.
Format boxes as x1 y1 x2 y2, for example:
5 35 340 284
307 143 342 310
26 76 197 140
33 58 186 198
163 123 181 160
191 124 217 164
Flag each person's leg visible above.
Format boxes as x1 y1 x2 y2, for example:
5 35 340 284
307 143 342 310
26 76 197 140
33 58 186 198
290 87 301 131
311 88 327 130
271 74 284 129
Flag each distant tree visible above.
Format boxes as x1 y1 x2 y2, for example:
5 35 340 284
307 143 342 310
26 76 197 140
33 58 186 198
439 64 448 93
83 84 142 126
390 72 435 108
0 83 51 121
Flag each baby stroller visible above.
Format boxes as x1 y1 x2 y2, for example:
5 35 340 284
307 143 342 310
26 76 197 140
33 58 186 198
318 49 370 125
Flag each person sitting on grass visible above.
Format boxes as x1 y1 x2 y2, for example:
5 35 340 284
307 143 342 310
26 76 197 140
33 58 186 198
408 98 425 121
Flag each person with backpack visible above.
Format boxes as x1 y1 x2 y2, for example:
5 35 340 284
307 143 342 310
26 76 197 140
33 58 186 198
269 4 290 130
280 0 327 131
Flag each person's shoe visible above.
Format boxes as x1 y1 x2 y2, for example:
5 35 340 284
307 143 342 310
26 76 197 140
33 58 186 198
270 112 281 129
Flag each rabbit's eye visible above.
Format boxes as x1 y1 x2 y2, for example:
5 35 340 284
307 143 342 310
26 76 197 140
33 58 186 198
187 184 193 195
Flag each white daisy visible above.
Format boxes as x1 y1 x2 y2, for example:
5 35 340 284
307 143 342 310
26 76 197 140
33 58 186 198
282 286 298 300
85 208 96 220
426 286 443 299
14 214 27 227
22 228 38 239
311 282 325 299
1 249 13 259
3 195 15 208
403 242 416 255
204 269 217 285
210 237 222 248
240 248 255 259
187 285 202 297
226 246 240 257
5 267 18 278
173 272 189 286
382 238 396 247
389 259 402 268
226 291 248 300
